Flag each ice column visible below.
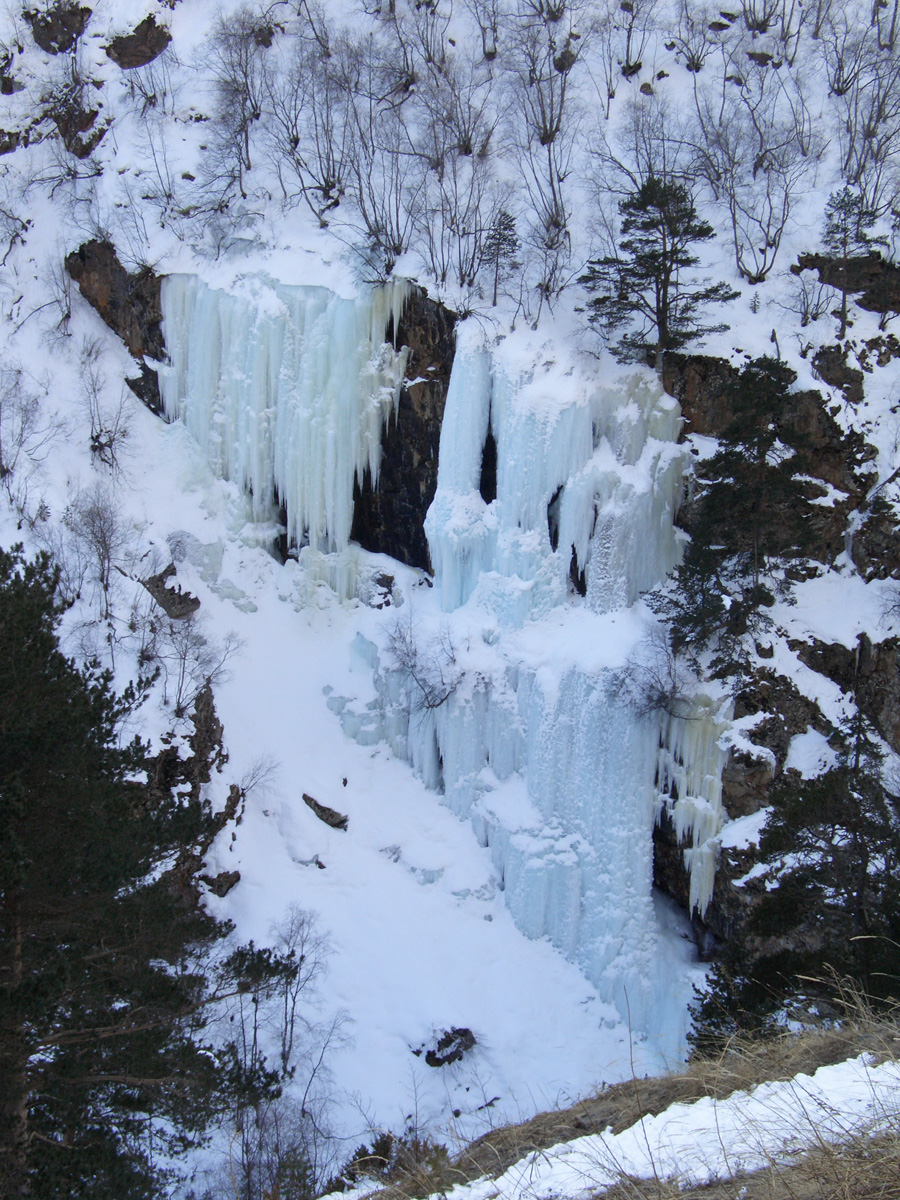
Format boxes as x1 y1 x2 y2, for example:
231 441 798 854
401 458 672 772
159 275 409 552
424 334 685 624
656 700 732 915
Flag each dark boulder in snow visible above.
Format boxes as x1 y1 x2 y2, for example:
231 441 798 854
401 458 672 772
25 3 90 54
303 793 348 831
413 1027 476 1067
106 15 171 69
140 564 201 620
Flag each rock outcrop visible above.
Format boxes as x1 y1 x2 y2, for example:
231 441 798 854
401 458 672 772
793 252 900 316
659 350 896 958
25 2 91 54
65 240 164 409
351 287 457 571
105 15 171 69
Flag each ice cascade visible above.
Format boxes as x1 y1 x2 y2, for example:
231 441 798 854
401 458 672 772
159 275 409 552
343 328 727 1042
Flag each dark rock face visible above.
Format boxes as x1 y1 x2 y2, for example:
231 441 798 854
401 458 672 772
794 251 900 315
106 15 171 69
664 350 874 497
658 350 889 956
813 344 864 405
25 3 91 53
50 88 105 158
351 287 457 571
662 352 737 434
125 361 163 414
65 240 165 361
792 633 900 753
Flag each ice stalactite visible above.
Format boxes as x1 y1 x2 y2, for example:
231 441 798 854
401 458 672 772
159 275 409 554
656 700 733 916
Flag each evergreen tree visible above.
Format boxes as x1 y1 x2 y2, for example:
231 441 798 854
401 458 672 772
692 712 900 1048
822 186 882 338
658 358 820 672
579 177 739 369
0 547 289 1198
482 209 520 307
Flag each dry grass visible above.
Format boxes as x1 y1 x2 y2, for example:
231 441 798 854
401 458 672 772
454 1011 900 1185
597 1130 900 1200
349 1003 900 1200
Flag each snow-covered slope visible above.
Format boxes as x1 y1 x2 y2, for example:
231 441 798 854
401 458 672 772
2 0 899 1189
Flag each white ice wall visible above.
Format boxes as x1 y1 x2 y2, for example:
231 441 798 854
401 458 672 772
159 275 409 552
424 330 685 623
354 330 726 1046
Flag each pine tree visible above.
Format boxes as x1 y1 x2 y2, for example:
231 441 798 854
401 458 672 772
692 712 900 1047
482 209 520 307
0 547 289 1198
822 186 882 338
579 177 739 369
660 358 820 670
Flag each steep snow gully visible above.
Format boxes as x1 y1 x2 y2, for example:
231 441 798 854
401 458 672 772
160 274 726 1052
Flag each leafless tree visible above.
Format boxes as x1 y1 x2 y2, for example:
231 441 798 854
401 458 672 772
692 68 821 282
0 365 57 517
265 31 352 226
615 0 659 77
386 608 460 711
464 0 505 59
125 45 182 118
217 905 346 1200
64 482 138 620
670 0 720 73
156 615 242 717
801 0 835 38
205 5 274 200
79 339 131 473
819 12 874 96
834 42 900 212
506 0 585 312
338 37 426 278
872 0 900 51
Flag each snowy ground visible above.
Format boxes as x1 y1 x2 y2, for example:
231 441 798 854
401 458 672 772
330 1053 900 1200
3 0 900 1186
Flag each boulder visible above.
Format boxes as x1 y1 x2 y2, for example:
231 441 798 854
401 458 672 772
105 15 171 69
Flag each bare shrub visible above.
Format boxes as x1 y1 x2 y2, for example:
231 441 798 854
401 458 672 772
617 625 698 718
692 68 821 282
265 28 351 226
78 338 130 472
386 609 460 711
0 365 57 516
218 905 347 1200
155 615 242 717
63 481 138 619
464 0 505 60
203 4 274 203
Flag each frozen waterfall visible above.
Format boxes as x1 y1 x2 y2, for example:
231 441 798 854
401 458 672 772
348 327 728 1044
159 274 409 552
159 276 728 1051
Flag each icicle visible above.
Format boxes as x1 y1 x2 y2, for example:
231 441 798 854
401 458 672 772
656 698 733 916
159 275 410 554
